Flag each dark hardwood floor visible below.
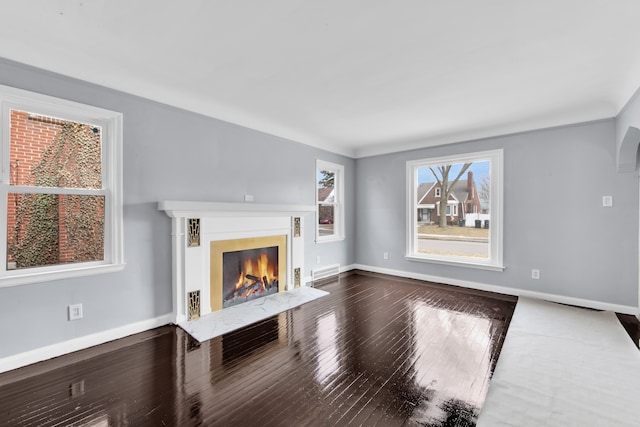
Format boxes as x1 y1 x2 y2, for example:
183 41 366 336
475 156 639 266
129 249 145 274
0 271 590 426
617 313 640 348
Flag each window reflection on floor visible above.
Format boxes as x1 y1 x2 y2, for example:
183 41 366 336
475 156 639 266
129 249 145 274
408 300 493 424
315 312 341 385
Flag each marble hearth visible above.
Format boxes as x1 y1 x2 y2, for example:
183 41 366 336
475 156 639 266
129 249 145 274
159 201 315 324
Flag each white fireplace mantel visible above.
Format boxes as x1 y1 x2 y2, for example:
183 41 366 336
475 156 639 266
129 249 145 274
159 201 315 324
158 200 316 218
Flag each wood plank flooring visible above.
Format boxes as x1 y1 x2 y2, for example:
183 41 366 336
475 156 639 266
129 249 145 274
0 272 523 426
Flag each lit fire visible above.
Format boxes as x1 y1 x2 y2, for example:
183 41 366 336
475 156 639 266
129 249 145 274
233 252 277 298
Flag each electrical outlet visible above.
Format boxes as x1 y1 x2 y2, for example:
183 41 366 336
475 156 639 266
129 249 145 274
316 256 321 264
68 303 83 321
244 194 254 202
531 269 540 280
383 252 389 260
602 196 613 207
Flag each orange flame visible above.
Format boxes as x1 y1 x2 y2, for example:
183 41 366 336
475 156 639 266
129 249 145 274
234 252 277 293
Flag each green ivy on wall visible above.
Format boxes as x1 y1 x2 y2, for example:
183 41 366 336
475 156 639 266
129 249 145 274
9 121 104 269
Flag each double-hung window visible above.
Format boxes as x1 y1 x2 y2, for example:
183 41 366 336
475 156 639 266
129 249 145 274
0 85 123 287
316 159 344 242
407 149 504 270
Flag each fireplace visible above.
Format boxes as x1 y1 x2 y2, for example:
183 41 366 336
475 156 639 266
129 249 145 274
158 201 314 324
210 235 286 311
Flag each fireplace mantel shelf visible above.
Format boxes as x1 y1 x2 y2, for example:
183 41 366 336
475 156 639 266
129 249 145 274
158 200 316 218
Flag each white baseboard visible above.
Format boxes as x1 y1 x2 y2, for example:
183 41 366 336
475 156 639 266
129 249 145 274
351 264 639 315
341 263 358 273
0 313 174 375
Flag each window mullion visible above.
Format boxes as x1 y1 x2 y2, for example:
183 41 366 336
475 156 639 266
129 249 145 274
8 185 105 196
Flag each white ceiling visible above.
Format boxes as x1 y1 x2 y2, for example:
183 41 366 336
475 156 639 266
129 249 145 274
2 1 640 158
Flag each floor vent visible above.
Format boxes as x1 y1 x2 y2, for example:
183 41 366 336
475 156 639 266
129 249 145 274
312 264 340 286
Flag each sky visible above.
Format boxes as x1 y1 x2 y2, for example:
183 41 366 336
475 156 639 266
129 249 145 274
418 161 489 184
316 160 490 186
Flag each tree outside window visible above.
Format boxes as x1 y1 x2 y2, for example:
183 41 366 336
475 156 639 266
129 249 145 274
408 150 503 270
316 160 344 242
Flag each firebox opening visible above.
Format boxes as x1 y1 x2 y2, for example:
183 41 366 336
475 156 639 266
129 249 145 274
210 235 287 312
222 246 279 308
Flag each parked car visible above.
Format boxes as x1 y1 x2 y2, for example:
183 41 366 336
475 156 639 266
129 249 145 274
319 217 334 224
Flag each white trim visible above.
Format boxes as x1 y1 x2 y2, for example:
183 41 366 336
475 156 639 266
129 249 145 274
405 254 505 271
316 159 345 242
0 263 125 288
340 263 358 272
350 264 638 315
0 313 173 374
0 84 124 287
315 235 346 243
406 149 503 270
158 201 315 218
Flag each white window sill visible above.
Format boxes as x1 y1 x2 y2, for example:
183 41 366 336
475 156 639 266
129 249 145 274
406 254 505 272
316 236 346 244
0 263 126 288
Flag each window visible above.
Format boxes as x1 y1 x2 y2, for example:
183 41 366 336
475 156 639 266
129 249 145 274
0 85 123 286
407 149 503 270
316 159 344 242
437 203 458 217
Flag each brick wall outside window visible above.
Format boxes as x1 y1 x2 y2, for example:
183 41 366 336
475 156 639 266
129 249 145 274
7 110 103 266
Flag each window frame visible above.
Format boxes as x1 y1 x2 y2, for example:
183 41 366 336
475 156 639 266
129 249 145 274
406 149 504 271
0 85 124 287
315 159 345 243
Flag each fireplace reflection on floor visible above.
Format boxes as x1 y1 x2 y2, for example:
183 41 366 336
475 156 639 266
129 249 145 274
222 316 281 364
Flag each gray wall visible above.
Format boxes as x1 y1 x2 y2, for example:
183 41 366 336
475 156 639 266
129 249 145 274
355 119 639 307
0 58 354 358
1 55 638 361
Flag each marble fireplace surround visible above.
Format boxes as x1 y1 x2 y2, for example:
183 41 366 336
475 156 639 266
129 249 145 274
158 201 315 324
